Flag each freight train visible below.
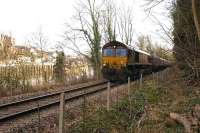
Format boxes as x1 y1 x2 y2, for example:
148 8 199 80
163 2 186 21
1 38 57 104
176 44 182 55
101 41 170 81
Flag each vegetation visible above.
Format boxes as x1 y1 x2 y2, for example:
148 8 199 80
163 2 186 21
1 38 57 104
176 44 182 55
30 27 50 82
172 0 200 79
0 34 15 61
68 67 200 132
63 0 102 79
0 64 53 97
0 0 200 132
53 51 65 82
136 35 174 60
0 28 96 97
63 0 134 79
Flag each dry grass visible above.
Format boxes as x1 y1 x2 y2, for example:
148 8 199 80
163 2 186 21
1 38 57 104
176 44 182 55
69 66 200 133
0 75 94 98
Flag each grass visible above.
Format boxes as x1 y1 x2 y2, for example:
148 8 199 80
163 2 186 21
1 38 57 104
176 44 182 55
69 96 145 133
68 68 200 133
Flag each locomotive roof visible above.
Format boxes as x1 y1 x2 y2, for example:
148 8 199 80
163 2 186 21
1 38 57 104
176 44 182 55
134 48 151 56
103 41 129 49
103 41 170 62
103 41 151 56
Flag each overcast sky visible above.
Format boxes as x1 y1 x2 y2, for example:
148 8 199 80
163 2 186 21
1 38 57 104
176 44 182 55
0 0 172 50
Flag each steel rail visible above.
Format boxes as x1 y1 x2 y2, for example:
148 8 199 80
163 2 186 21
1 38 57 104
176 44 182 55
0 80 107 109
0 82 119 122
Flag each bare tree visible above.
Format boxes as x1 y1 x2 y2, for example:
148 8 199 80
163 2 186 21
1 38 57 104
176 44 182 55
63 0 103 79
30 27 49 82
136 35 154 53
136 35 146 51
102 0 117 43
0 34 14 61
117 6 134 46
146 0 200 78
149 0 200 41
62 0 135 79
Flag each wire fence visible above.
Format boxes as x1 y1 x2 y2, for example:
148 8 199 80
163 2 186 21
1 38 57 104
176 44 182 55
56 69 171 133
0 64 94 97
3 67 194 132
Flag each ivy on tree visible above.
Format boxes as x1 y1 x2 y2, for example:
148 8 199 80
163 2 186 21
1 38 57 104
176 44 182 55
53 51 65 82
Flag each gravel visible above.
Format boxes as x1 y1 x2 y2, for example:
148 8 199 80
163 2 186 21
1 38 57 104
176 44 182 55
0 81 136 133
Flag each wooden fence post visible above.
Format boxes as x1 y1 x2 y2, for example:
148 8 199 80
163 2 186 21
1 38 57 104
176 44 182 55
59 92 65 133
152 72 154 89
140 71 143 89
107 82 110 111
37 101 40 133
128 77 132 119
161 71 163 81
128 77 130 96
156 72 159 87
10 88 13 97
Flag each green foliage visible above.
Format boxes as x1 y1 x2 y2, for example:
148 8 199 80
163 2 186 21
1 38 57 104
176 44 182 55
69 76 198 132
190 98 200 106
53 51 65 82
69 89 146 132
69 79 165 132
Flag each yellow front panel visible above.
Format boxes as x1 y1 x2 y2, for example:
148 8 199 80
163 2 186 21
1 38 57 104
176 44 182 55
102 57 128 69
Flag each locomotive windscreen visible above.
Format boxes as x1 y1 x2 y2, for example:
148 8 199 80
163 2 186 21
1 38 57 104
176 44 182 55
103 49 114 56
103 48 127 57
116 48 127 57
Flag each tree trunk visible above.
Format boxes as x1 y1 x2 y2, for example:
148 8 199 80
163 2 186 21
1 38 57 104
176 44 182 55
192 0 200 40
95 65 101 80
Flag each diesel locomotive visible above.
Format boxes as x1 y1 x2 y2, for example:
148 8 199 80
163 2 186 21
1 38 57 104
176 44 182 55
101 41 170 81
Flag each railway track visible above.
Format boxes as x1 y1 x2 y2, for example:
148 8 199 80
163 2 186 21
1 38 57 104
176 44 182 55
0 80 120 123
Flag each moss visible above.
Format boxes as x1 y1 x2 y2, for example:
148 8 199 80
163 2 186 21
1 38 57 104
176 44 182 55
189 98 200 106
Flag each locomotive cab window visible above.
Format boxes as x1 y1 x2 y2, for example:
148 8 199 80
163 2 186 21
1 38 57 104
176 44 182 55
116 49 127 57
103 49 114 56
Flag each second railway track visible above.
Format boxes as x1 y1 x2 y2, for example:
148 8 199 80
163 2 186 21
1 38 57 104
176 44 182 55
0 80 120 123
